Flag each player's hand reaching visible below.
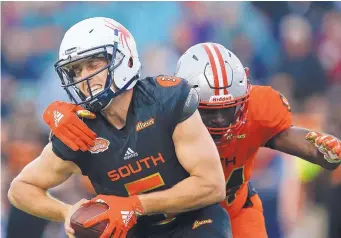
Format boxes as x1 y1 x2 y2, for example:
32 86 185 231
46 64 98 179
43 101 97 151
83 195 144 238
306 131 341 163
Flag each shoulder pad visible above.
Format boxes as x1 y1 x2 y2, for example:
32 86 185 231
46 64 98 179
151 75 190 104
249 85 293 145
178 88 199 123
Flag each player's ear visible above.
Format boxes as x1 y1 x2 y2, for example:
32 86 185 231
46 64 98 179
244 67 250 79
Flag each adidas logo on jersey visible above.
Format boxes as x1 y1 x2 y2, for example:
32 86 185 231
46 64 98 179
53 110 64 127
124 148 138 160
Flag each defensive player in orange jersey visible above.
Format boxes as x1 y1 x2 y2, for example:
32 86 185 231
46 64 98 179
174 42 341 238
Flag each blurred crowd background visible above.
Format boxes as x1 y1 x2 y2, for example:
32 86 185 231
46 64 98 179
2 1 341 238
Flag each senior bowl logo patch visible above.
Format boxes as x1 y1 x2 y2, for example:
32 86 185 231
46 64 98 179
89 137 110 154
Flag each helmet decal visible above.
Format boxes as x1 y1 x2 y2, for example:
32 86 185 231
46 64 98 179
202 43 229 95
104 19 133 56
175 42 250 145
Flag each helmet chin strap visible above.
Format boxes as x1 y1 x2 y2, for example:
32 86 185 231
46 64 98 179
85 73 139 112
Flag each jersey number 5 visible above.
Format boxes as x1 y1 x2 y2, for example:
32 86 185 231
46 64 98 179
124 172 165 195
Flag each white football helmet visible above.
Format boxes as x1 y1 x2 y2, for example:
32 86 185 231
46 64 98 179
175 42 251 144
55 17 141 112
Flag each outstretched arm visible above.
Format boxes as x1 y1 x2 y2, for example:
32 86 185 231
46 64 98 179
267 126 341 170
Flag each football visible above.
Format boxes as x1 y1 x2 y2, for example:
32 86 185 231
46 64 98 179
70 203 109 238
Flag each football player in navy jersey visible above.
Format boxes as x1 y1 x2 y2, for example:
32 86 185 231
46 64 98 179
8 17 232 238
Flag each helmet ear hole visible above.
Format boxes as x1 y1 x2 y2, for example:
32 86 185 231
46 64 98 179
128 57 133 68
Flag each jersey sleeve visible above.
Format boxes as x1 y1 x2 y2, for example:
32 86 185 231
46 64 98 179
50 134 90 175
258 87 293 146
177 87 200 123
154 75 198 133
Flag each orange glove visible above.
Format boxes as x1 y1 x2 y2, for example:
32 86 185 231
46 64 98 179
83 195 144 238
306 131 341 163
43 101 97 152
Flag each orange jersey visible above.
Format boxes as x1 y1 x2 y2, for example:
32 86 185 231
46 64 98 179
218 85 293 218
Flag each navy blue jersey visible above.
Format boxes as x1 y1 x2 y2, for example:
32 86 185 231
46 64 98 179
51 76 198 224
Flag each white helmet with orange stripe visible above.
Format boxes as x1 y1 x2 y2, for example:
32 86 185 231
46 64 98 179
175 42 251 145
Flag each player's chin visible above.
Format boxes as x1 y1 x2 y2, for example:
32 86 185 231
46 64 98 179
84 88 104 100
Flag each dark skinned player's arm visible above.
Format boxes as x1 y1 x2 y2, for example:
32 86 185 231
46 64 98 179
266 126 340 170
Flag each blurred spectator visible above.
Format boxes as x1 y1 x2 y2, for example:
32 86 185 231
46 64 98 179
1 2 64 82
171 2 215 55
251 149 300 238
182 2 215 44
213 2 280 73
3 100 49 238
1 74 18 118
230 33 268 85
324 85 341 238
284 110 328 238
140 45 179 77
318 11 341 85
4 101 47 175
272 14 327 112
171 20 194 56
253 2 334 39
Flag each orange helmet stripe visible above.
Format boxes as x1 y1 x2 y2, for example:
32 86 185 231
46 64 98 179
202 44 219 95
212 44 228 95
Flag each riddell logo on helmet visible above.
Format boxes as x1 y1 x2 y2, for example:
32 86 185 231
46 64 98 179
89 137 110 154
64 47 78 55
209 95 234 103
